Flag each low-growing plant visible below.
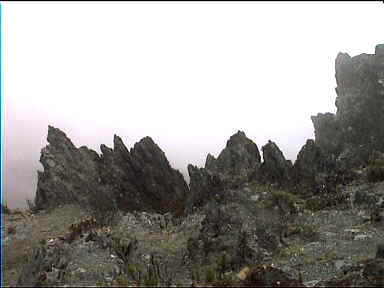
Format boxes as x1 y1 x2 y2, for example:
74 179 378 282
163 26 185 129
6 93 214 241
205 266 217 284
279 244 304 258
115 274 130 286
317 250 338 262
367 163 384 183
143 276 158 287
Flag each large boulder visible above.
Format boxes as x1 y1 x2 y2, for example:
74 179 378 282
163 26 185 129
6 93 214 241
311 44 384 170
35 126 189 215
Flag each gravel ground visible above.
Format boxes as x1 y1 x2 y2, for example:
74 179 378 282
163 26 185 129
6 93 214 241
4 181 384 287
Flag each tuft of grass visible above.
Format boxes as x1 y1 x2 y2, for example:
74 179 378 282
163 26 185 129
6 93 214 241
317 250 338 262
279 244 305 258
115 274 130 286
205 266 217 284
143 277 158 287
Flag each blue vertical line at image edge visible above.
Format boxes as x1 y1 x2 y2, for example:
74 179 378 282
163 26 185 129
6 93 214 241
0 3 3 286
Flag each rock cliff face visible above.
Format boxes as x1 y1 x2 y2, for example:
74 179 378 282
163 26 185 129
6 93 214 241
35 126 102 209
35 126 189 214
312 44 384 169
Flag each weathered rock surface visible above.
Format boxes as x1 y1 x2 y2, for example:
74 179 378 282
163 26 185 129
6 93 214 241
35 126 102 209
256 140 292 185
186 131 261 212
35 126 188 215
205 130 261 177
185 165 224 213
311 44 384 170
291 139 332 197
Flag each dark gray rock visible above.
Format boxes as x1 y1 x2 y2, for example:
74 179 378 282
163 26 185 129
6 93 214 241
35 126 189 216
311 44 384 171
206 131 261 178
35 126 102 209
257 140 292 185
185 164 224 213
186 131 261 213
293 139 328 180
128 136 189 214
292 139 335 196
311 113 341 156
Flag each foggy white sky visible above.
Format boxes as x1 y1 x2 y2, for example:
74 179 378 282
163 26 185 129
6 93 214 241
3 2 384 208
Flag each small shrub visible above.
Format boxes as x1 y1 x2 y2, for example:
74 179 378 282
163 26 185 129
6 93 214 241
317 250 338 262
205 266 217 283
269 189 302 215
366 151 384 183
367 164 384 183
111 236 138 266
115 274 130 286
279 244 304 258
143 276 158 287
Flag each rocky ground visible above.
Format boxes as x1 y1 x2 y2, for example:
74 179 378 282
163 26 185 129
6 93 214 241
3 180 384 287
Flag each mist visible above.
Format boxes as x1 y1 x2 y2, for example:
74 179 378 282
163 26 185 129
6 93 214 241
4 2 384 209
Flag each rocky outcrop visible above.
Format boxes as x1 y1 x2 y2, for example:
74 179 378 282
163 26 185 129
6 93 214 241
291 139 331 195
35 126 102 209
311 44 384 170
311 113 341 156
186 131 261 212
205 131 261 178
128 136 189 213
35 126 189 215
256 140 292 185
185 165 224 213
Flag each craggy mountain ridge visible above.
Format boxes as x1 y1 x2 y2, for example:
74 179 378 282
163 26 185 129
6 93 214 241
4 44 384 287
34 46 384 214
35 127 188 215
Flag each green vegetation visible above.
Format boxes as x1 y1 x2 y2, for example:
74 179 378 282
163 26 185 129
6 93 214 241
115 274 130 286
205 266 217 284
279 244 305 258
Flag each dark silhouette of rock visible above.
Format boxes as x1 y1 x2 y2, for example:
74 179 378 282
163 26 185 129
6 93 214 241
243 265 304 287
205 131 261 178
186 131 260 212
291 139 333 196
293 140 328 180
128 136 189 213
185 164 224 213
256 140 292 185
312 44 384 170
35 126 188 215
35 126 102 209
311 113 341 156
366 150 384 183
